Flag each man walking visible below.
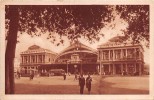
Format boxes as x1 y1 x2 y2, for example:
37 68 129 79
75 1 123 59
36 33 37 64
74 73 78 80
63 73 66 80
79 74 85 94
86 74 92 94
30 70 34 80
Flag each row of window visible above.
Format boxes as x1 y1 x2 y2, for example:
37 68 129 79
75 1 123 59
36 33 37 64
100 48 142 60
21 55 53 63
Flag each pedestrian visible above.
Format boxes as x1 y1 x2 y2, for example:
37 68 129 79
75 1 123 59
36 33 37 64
74 73 78 80
29 71 32 80
63 73 66 80
32 71 34 79
86 74 92 94
17 71 20 79
122 70 125 76
79 74 85 94
30 70 34 80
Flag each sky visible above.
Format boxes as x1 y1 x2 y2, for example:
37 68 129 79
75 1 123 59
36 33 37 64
15 14 149 64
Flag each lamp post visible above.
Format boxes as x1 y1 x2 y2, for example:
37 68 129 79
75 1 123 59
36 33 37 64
79 60 82 74
67 60 69 74
74 64 77 74
99 50 102 75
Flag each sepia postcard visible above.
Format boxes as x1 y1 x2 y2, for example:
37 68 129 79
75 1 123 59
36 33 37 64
0 0 154 100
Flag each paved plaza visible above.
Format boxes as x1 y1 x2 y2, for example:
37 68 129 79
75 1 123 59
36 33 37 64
15 75 149 94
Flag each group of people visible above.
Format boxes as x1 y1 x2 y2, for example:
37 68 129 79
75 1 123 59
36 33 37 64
79 74 92 94
63 73 92 94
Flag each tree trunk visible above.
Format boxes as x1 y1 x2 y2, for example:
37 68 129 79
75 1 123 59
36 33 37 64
5 6 19 94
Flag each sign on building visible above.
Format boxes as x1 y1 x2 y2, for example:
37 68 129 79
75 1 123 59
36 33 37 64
70 54 80 63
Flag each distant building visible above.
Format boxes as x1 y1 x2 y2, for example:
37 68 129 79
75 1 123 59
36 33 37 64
20 36 145 76
97 36 144 75
54 41 98 74
20 45 57 75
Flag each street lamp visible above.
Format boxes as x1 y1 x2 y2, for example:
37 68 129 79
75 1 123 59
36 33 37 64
67 60 68 74
99 50 102 75
74 64 77 74
79 59 82 74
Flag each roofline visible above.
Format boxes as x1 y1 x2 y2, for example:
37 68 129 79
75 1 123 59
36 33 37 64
97 44 144 51
58 42 97 54
55 50 98 61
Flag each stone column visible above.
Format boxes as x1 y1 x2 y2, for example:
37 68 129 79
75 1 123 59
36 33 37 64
99 50 102 75
104 51 106 60
98 50 100 62
44 54 45 63
22 56 23 64
102 64 104 75
101 51 102 60
126 49 127 58
113 64 116 75
121 49 123 60
37 55 39 63
36 55 38 63
25 55 26 63
139 63 141 75
113 50 115 61
109 50 110 61
115 50 116 60
121 64 123 75
33 55 35 63
99 62 102 75
102 50 104 60
24 55 26 63
24 56 25 64
34 55 36 63
38 55 40 63
109 64 111 73
139 50 141 59
126 63 128 73
134 63 136 73
28 55 29 63
134 48 136 59
29 55 32 63
21 56 23 64
35 55 37 63
42 55 44 63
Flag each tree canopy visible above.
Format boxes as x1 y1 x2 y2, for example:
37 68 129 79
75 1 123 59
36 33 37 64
116 5 149 46
5 5 149 46
5 5 114 45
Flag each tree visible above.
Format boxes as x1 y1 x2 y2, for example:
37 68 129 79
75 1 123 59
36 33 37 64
5 6 19 94
5 5 149 94
5 5 113 94
116 5 149 47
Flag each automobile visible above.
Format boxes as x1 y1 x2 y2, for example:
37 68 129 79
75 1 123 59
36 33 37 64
49 69 65 76
40 72 49 77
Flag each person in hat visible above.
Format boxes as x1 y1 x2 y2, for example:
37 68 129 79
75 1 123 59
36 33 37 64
79 74 85 94
86 74 92 94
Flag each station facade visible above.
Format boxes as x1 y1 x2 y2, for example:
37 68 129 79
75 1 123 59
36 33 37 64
54 41 98 74
98 37 144 75
20 36 145 75
20 45 57 75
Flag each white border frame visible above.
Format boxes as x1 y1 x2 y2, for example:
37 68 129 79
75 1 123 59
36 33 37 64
0 0 154 100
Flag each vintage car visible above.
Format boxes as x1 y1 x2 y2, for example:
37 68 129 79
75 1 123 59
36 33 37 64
49 69 65 76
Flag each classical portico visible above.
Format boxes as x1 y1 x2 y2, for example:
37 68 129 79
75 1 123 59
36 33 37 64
20 45 57 75
98 37 144 75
